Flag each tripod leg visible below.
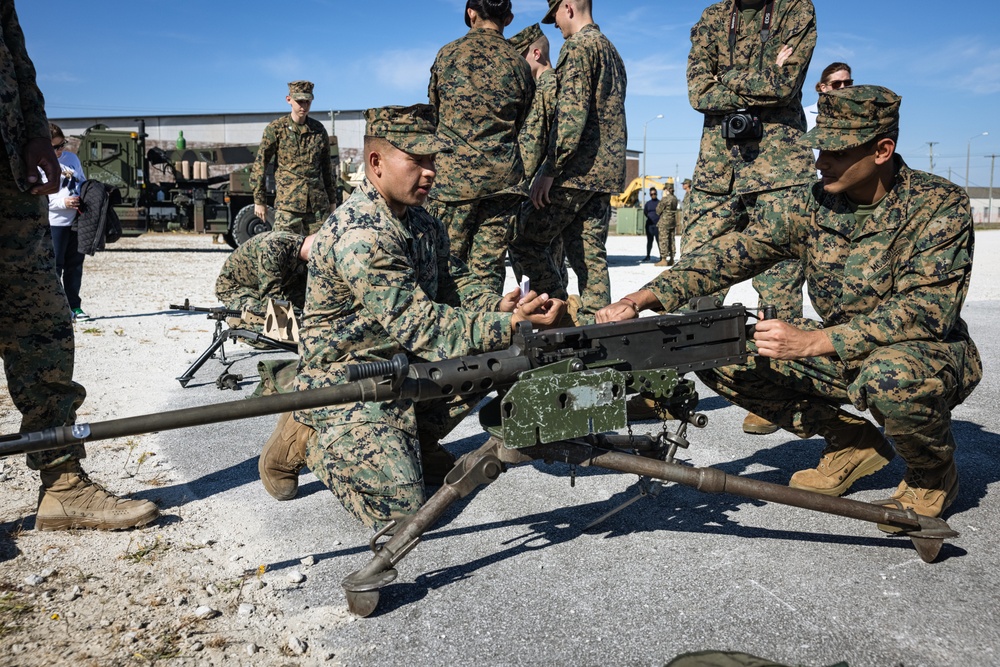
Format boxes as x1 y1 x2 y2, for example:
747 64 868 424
341 437 508 616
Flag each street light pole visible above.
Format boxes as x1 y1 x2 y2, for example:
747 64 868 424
966 131 988 193
641 114 663 206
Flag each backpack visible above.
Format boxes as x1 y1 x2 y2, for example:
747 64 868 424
76 180 122 254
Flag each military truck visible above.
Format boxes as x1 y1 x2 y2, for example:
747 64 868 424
76 121 347 248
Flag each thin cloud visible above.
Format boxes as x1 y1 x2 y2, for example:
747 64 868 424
624 56 687 97
372 48 437 93
39 72 83 85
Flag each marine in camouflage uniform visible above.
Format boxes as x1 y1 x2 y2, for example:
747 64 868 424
509 23 569 288
250 81 337 237
283 105 561 528
510 0 627 321
214 230 308 329
655 185 679 265
686 0 816 319
426 13 534 294
1 0 156 530
600 86 981 522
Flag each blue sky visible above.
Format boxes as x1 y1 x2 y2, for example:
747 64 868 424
18 0 1000 189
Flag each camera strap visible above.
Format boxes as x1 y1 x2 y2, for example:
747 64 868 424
728 0 776 67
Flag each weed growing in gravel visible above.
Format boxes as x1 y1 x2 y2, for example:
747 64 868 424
81 327 102 335
0 589 34 639
121 535 168 564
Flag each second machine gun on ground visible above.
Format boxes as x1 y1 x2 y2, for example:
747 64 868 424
0 299 959 616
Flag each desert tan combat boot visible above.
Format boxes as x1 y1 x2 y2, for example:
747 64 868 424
742 412 779 435
259 411 312 500
36 463 159 531
876 460 959 533
789 412 894 496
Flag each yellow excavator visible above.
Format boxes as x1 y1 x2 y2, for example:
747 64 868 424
611 175 674 208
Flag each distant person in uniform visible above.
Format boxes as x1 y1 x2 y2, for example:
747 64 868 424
250 80 337 237
509 0 628 323
0 0 158 532
655 182 679 266
599 85 981 527
257 105 565 525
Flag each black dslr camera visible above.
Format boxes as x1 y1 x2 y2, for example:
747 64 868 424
721 109 763 141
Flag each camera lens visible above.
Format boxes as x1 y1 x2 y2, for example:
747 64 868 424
729 116 746 132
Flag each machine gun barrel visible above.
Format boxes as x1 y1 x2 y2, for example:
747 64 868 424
169 298 243 320
0 301 749 457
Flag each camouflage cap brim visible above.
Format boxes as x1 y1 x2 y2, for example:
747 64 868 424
290 94 314 102
541 0 559 24
509 23 544 54
385 133 454 156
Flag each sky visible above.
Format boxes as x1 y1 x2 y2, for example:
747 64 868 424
16 0 1000 190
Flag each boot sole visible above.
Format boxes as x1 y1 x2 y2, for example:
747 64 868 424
743 422 780 435
789 450 892 497
36 507 159 531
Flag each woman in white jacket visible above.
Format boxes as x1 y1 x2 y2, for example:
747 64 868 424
48 123 88 320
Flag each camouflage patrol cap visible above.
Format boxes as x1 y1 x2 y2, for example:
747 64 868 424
509 23 544 54
799 85 901 151
364 104 453 156
287 80 314 101
682 178 692 186
542 0 561 24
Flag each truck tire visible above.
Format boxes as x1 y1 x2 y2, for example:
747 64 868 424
231 205 272 246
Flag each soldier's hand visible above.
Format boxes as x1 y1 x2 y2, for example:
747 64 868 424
498 287 526 313
775 44 793 67
753 319 834 359
596 289 657 323
24 138 59 195
529 174 554 209
511 293 565 330
254 203 268 220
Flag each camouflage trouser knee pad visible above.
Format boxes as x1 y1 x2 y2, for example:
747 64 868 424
305 421 426 529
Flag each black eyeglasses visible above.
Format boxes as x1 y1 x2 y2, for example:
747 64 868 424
52 141 67 150
829 79 854 90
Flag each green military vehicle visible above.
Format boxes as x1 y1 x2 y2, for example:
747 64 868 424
76 120 346 248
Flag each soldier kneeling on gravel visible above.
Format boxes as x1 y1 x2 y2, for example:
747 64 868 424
258 105 565 532
1 0 157 532
598 85 981 526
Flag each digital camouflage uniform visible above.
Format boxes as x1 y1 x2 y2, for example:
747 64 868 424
514 63 570 287
0 0 86 470
686 0 816 317
214 230 307 327
644 87 981 483
426 27 534 294
510 22 627 319
655 188 679 263
250 88 336 237
293 106 515 529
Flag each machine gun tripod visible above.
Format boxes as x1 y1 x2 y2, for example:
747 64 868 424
169 299 298 389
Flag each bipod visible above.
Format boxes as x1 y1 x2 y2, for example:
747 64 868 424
340 433 958 617
176 323 296 388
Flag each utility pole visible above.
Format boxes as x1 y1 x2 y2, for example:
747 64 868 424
926 142 938 174
987 154 999 224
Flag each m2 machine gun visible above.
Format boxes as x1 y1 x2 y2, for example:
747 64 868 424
0 300 958 616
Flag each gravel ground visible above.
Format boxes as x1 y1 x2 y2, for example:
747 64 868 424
1 228 999 666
